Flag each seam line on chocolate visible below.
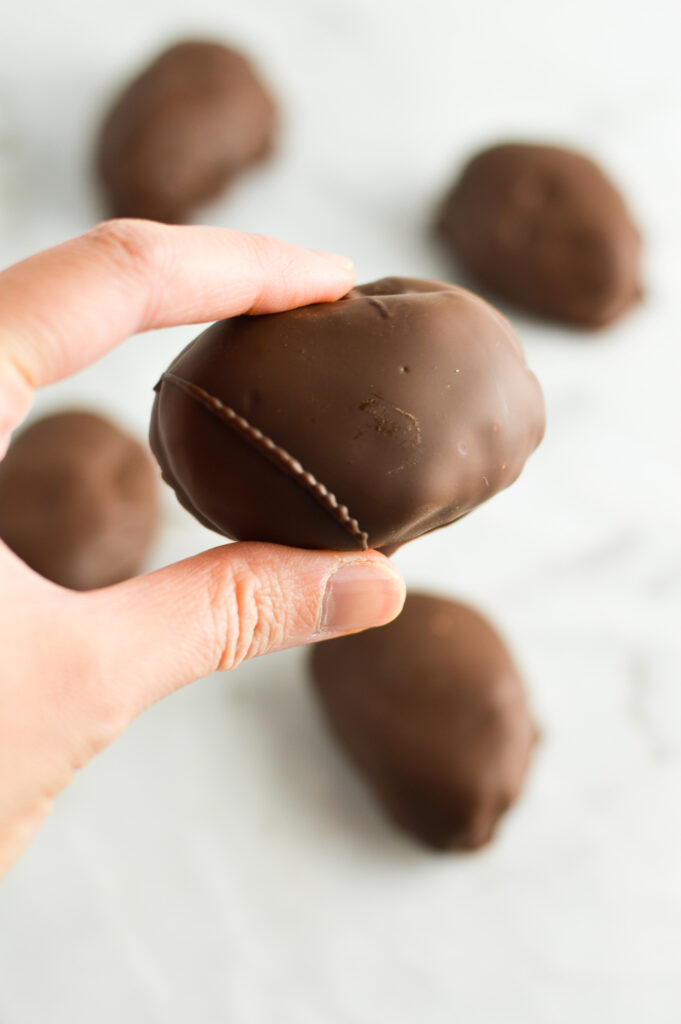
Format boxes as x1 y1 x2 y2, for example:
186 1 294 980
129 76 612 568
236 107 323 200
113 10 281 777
160 372 370 550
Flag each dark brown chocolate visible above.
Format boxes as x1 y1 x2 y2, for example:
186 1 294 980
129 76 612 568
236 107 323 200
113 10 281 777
0 411 158 590
311 593 537 850
97 40 277 223
438 143 641 328
150 277 545 554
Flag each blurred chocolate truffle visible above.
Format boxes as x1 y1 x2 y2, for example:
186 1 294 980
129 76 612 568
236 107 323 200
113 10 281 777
311 593 537 850
150 277 545 554
438 142 641 328
0 411 158 590
97 40 277 223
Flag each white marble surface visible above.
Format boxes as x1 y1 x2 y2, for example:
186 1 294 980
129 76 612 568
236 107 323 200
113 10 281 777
1 1 680 1021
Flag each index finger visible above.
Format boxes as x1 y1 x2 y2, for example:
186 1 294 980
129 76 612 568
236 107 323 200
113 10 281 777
0 219 355 450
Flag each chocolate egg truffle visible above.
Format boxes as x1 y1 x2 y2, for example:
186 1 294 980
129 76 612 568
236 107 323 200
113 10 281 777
438 143 641 327
150 277 545 554
0 411 158 590
97 40 277 223
311 593 537 850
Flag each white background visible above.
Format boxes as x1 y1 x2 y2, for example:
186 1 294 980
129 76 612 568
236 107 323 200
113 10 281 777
1 1 680 1021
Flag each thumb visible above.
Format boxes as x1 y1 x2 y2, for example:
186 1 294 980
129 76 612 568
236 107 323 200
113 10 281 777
0 545 403 876
82 542 405 727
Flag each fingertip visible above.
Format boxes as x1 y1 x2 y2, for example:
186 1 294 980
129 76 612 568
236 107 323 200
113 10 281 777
319 553 405 637
310 249 356 274
305 249 356 305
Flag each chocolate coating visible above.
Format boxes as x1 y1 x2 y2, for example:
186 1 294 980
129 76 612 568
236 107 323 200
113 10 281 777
150 277 545 554
438 143 642 327
97 40 277 223
311 593 537 850
0 411 158 590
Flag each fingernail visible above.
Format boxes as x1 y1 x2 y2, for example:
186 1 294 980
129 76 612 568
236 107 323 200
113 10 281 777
321 561 404 634
311 249 355 273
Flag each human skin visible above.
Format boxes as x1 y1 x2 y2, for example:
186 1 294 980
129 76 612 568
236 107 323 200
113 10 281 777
0 220 405 877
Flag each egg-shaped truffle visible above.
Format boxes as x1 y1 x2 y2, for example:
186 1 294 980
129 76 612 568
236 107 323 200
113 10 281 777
0 411 158 590
97 40 277 223
311 593 537 850
438 143 641 327
150 277 545 553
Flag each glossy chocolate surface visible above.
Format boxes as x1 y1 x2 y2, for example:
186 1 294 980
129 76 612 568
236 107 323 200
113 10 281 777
150 277 545 553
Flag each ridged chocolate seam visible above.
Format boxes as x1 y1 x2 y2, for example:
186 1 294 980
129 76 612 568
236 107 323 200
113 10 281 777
160 372 370 550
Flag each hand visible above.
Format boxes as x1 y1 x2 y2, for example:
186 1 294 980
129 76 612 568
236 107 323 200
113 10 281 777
0 220 406 877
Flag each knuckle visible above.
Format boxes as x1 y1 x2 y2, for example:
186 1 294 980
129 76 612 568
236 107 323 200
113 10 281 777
86 218 171 285
240 234 270 313
244 231 273 261
241 233 290 314
205 557 288 671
